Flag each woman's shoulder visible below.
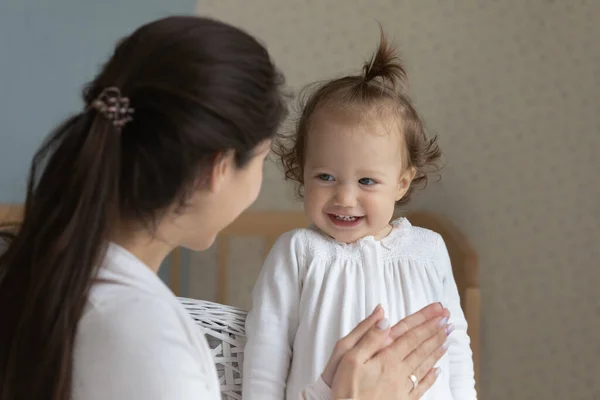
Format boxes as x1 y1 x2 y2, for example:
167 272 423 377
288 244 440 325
74 287 219 399
80 287 189 348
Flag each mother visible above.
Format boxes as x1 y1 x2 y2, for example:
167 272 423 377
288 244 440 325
0 16 449 399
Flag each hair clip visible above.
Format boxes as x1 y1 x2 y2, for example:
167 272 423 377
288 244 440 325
90 87 135 128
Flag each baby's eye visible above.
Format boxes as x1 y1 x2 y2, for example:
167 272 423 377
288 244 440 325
358 178 377 186
318 174 335 181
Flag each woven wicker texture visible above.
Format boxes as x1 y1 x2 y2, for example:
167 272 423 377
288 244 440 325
178 297 247 400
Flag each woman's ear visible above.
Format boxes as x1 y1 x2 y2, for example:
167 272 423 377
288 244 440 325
396 167 417 201
208 150 235 193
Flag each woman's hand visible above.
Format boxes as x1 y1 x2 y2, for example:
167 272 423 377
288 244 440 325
321 305 388 388
324 303 450 399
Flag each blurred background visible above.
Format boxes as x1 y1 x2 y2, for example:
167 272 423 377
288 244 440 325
1 1 599 399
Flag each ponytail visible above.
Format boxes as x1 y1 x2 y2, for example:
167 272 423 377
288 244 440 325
0 109 121 399
0 15 289 399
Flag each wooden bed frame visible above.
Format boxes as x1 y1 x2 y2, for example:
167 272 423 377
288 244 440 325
0 204 480 390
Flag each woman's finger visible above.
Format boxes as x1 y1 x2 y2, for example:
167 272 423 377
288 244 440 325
390 303 448 339
409 334 449 385
409 368 441 400
335 305 385 352
321 305 385 386
402 321 449 373
385 315 447 362
342 316 391 367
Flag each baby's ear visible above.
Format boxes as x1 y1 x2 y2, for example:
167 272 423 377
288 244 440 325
396 167 416 201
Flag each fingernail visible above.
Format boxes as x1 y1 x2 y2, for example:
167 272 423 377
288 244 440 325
373 304 382 314
445 323 455 336
438 317 448 327
435 368 442 377
441 340 450 351
377 318 389 331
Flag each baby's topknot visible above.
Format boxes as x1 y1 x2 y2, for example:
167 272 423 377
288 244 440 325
362 31 408 91
275 26 442 206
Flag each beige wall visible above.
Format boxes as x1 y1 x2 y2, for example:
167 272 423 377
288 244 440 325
191 1 600 399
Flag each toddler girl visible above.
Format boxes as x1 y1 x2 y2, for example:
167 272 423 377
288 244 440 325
243 34 476 400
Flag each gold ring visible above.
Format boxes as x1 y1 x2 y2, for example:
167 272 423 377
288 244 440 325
409 374 418 390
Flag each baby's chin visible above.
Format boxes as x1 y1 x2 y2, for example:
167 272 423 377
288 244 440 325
315 222 371 244
312 215 394 244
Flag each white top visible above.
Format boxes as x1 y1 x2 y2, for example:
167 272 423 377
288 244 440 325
72 243 221 400
243 218 477 400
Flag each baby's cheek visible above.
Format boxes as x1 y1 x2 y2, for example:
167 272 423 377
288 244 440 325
367 197 394 221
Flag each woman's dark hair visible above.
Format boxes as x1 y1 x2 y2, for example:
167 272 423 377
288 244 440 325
0 16 287 399
275 30 440 205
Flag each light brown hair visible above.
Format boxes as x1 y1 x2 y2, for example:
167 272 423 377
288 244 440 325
275 30 441 205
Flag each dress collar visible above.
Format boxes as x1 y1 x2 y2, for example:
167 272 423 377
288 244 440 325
311 217 412 250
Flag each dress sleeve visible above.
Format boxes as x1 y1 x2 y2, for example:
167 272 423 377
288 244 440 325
436 235 478 399
299 376 332 400
242 230 305 400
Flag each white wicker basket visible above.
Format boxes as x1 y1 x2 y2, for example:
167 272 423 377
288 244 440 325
178 297 248 400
